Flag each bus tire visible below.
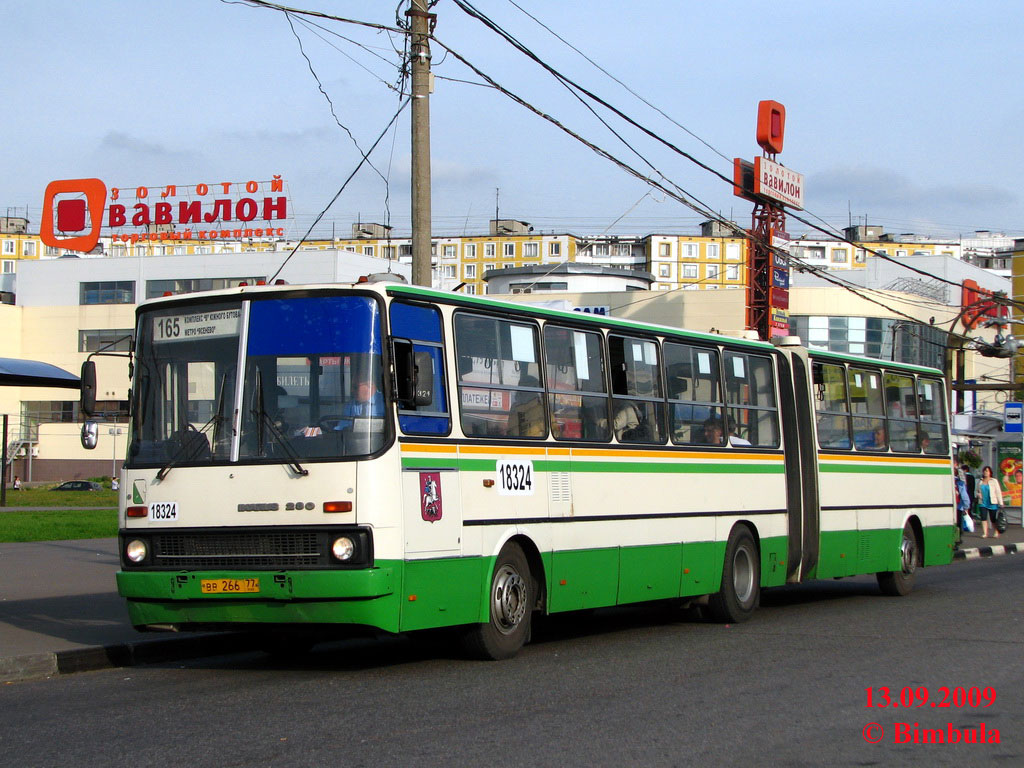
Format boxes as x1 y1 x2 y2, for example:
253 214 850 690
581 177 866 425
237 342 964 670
707 526 760 623
462 543 534 660
877 522 919 596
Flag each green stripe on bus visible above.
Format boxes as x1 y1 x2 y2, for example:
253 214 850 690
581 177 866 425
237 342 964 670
819 464 951 475
401 458 784 474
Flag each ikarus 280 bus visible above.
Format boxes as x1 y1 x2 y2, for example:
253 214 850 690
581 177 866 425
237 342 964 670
80 278 956 659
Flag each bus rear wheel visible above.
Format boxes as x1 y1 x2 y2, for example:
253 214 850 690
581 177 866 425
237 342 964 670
707 526 760 623
878 522 920 596
462 543 534 660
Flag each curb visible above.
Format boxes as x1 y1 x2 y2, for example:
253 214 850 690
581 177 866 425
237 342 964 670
954 543 1024 561
1 632 255 684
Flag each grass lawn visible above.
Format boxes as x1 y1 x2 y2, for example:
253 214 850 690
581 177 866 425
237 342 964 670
2 486 117 508
0 485 118 542
0 508 118 542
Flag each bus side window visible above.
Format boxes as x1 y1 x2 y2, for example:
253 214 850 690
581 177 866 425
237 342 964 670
812 362 851 449
917 378 948 455
849 368 886 451
454 312 546 439
608 334 665 444
390 302 450 436
664 342 722 446
884 372 918 452
544 325 610 442
723 351 779 448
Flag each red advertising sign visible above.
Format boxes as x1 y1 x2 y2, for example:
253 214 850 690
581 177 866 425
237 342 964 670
41 176 290 252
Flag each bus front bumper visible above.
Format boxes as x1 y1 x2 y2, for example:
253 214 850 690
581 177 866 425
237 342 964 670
117 567 399 632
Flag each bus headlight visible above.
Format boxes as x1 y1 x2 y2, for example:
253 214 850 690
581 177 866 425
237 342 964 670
331 536 355 562
126 539 148 564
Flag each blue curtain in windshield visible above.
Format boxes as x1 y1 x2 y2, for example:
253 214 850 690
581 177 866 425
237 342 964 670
247 296 382 356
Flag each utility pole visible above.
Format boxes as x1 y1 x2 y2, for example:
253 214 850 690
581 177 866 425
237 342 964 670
408 0 434 287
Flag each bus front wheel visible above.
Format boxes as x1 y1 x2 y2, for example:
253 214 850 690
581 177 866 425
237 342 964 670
877 522 920 596
707 526 760 623
463 543 534 660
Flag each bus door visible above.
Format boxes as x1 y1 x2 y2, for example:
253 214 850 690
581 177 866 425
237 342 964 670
781 346 820 581
390 302 462 556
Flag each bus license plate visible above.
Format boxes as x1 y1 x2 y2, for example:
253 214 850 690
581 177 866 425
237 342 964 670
200 578 260 594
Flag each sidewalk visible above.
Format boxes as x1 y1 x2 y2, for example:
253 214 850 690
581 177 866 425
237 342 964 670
0 537 254 683
1 524 1022 683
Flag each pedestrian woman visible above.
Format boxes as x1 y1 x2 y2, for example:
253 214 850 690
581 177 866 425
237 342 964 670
975 465 1003 539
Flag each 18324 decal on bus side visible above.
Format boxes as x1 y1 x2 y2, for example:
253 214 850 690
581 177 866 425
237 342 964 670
497 459 534 496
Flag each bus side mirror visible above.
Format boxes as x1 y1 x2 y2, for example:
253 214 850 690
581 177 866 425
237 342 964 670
81 420 98 450
393 339 433 408
80 360 97 417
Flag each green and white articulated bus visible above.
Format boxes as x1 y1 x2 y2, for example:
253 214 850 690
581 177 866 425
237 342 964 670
93 279 956 659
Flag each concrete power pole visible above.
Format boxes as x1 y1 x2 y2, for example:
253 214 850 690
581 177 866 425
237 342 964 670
409 0 433 287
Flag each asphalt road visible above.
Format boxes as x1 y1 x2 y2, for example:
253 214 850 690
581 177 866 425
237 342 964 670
1 555 1022 768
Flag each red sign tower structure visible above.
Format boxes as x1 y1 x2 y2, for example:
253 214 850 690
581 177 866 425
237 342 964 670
734 101 801 340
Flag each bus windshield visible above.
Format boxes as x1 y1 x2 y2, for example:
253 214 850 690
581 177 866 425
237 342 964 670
128 294 387 469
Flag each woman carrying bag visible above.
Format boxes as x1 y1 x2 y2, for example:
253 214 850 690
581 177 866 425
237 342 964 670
975 465 1003 539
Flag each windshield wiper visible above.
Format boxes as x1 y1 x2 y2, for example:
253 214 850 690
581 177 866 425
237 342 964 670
254 370 308 477
156 376 229 482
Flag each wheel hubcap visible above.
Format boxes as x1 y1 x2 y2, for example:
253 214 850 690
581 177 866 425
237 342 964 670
900 534 918 575
733 546 755 605
492 565 527 635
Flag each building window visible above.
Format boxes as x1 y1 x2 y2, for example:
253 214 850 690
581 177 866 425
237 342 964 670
465 243 477 258
706 264 720 280
484 243 496 258
443 244 457 259
399 244 413 258
831 248 848 264
726 264 740 280
2 241 14 255
707 243 720 260
465 264 477 279
616 244 632 257
593 243 610 258
896 249 908 258
855 249 866 263
549 242 561 257
658 264 671 278
658 242 671 258
503 242 516 257
145 277 261 299
725 243 740 260
682 264 698 279
23 241 36 257
464 284 476 295
363 245 375 257
682 243 698 259
1 260 13 274
523 242 539 258
79 329 134 353
80 281 135 305
46 246 60 257
383 245 396 259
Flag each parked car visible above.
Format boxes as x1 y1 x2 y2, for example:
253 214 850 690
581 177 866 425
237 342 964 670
53 481 103 491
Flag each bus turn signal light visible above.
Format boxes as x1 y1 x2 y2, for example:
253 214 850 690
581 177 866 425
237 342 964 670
126 505 148 518
323 501 353 513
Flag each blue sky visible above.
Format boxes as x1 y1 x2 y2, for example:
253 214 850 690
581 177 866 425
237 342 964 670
2 0 1021 239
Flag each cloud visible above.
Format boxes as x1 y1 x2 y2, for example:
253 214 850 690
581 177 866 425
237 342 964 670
98 131 191 160
808 166 1016 212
